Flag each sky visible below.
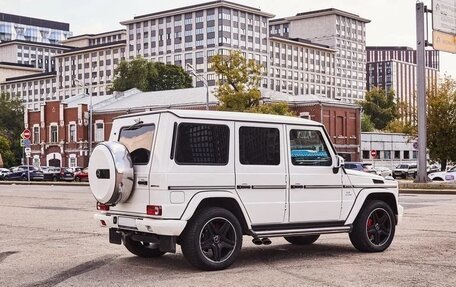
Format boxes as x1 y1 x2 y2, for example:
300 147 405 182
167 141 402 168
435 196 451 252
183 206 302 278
1 0 454 76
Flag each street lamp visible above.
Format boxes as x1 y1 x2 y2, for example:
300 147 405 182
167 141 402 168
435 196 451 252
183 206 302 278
74 78 93 157
186 63 209 110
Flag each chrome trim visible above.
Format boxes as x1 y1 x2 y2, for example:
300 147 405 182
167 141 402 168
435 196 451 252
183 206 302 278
168 186 235 190
252 226 352 238
251 185 287 189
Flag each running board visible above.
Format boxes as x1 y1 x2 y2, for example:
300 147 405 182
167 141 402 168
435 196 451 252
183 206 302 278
252 226 352 238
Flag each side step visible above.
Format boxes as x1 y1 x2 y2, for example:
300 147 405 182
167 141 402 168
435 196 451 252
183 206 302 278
251 226 352 238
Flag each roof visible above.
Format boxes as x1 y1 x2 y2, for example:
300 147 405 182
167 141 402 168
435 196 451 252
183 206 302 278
269 36 335 51
4 71 56 82
116 109 321 126
121 0 274 24
0 39 73 49
366 46 414 51
271 8 370 23
268 93 360 108
58 40 126 56
65 29 126 40
0 61 35 68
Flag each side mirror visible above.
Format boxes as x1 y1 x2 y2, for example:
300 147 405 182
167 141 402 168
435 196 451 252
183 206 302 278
333 155 345 174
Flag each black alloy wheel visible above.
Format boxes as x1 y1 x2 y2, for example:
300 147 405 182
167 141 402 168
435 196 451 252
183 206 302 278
365 208 392 246
199 217 237 263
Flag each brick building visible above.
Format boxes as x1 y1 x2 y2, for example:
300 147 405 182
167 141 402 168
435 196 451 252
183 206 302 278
24 87 360 167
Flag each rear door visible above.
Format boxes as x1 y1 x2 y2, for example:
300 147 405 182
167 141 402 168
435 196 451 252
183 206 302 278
110 114 160 214
234 122 287 225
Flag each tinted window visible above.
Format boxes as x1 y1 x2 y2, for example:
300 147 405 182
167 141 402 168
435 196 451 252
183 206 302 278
290 129 332 166
239 127 280 165
175 123 229 165
119 125 155 165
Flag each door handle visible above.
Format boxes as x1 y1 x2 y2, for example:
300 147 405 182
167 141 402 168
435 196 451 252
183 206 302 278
236 184 251 189
291 184 304 189
138 180 148 186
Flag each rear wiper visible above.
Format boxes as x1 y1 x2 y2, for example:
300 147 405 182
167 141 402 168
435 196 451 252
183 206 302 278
126 120 144 130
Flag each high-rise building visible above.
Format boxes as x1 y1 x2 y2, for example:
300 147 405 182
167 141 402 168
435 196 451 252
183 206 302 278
270 9 370 103
366 46 439 122
0 12 72 43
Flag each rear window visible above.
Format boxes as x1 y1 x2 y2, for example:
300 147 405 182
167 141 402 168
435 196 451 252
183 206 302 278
239 127 280 165
119 124 155 165
174 123 230 165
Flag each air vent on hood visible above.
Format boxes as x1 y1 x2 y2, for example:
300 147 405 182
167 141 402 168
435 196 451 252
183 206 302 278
373 179 384 184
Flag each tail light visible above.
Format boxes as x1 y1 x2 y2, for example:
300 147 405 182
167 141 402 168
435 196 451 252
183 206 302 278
97 202 110 211
147 205 162 216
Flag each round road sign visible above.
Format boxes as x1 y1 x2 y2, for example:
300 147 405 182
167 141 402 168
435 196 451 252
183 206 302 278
370 150 377 158
22 129 31 139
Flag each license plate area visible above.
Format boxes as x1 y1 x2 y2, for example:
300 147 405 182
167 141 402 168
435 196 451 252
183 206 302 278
118 217 137 229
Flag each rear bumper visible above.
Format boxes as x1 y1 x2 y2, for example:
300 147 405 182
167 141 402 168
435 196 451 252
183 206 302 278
94 213 187 236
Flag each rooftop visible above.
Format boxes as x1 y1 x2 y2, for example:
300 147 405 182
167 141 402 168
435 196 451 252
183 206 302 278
0 39 73 49
65 29 126 40
271 8 370 23
59 40 126 55
4 71 56 82
269 36 334 51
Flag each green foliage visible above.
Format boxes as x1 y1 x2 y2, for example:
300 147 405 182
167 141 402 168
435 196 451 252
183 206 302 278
0 92 24 166
359 88 398 130
427 76 456 167
386 119 416 135
361 114 375 132
211 50 292 116
110 57 192 92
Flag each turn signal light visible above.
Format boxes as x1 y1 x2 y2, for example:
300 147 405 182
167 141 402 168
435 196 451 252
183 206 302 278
147 205 162 216
97 202 110 211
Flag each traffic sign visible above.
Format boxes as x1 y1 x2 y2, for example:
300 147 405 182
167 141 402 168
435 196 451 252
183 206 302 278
25 152 31 158
432 0 456 35
24 147 31 153
370 150 377 158
433 30 456 53
413 141 419 150
23 139 31 148
22 129 31 139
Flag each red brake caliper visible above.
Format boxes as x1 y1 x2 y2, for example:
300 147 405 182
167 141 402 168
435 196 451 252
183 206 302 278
367 217 374 238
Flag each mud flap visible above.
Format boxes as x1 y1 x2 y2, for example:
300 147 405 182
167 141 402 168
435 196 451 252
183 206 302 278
159 235 176 253
109 228 122 245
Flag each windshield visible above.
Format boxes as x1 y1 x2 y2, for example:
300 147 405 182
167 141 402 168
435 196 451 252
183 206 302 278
398 164 409 169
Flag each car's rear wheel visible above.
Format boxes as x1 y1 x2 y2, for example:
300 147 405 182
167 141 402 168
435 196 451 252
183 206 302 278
284 235 320 245
74 176 81 182
180 207 242 271
123 235 166 258
349 200 395 252
432 177 444 181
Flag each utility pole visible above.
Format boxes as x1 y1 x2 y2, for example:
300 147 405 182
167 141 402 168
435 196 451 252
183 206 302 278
415 2 429 183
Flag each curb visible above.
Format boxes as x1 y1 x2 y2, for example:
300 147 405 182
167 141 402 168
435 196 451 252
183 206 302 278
399 188 456 195
0 181 89 187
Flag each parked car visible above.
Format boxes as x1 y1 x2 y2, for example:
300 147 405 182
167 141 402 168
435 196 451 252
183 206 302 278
373 167 393 178
5 165 44 181
344 162 374 173
74 167 88 182
0 168 11 180
407 164 441 179
88 109 403 271
428 166 456 182
43 167 75 181
393 163 417 179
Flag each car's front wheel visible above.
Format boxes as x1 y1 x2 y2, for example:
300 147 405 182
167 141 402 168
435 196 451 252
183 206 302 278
284 235 320 245
180 207 242 271
123 235 166 258
349 200 395 252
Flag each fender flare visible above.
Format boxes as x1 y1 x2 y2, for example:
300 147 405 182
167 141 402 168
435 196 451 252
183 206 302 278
180 190 252 229
345 188 399 225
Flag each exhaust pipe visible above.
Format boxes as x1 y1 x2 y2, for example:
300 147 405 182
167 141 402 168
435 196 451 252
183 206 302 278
252 237 272 245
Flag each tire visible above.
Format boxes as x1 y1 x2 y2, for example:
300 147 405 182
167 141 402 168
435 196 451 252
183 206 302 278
432 177 444 181
284 235 320 245
123 235 166 258
75 176 81 182
349 200 396 252
180 207 242 271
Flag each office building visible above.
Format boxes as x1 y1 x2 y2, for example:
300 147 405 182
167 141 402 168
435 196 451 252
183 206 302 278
0 12 72 43
270 9 370 102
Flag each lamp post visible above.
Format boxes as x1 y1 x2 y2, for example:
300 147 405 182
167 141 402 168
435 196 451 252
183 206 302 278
186 63 209 110
74 79 93 157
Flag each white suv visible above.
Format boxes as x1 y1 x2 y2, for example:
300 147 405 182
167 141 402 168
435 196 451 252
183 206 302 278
89 110 403 271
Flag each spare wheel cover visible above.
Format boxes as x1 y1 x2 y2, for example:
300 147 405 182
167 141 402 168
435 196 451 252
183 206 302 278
88 141 134 205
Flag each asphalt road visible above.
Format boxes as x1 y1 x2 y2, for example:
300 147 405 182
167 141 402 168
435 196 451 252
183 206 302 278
0 185 455 287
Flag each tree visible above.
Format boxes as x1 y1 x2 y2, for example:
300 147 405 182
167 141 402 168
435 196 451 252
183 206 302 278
110 57 192 92
361 114 375 132
211 50 293 116
426 76 456 170
359 88 398 130
0 92 24 166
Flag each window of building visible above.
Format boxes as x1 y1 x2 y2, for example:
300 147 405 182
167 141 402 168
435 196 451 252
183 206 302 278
119 124 155 165
239 127 280 165
384 150 391 160
69 123 76 142
362 150 369 159
289 130 332 166
69 154 77 168
394 150 401 159
50 125 58 143
403 150 410 159
174 123 230 165
95 122 104 142
33 126 40 144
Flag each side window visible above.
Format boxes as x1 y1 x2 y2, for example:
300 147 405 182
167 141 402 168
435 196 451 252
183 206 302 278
289 129 332 166
119 124 155 165
175 123 230 165
239 127 280 165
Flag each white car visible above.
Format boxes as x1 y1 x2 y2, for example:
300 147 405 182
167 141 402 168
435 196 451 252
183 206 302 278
429 166 456 182
89 110 403 271
373 167 393 178
0 168 11 180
